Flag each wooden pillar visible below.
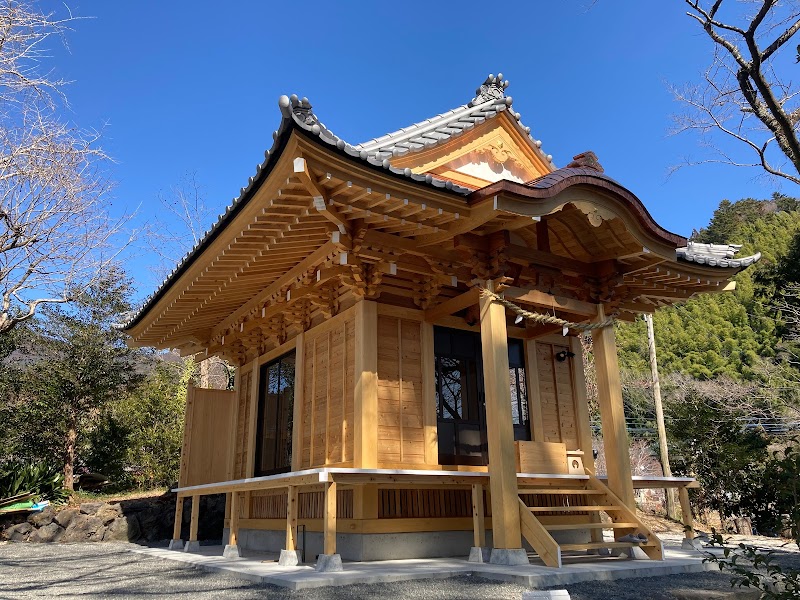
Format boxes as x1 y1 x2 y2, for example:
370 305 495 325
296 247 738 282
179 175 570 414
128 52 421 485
524 339 544 442
471 483 486 548
591 305 636 510
324 481 337 555
228 491 240 547
286 486 298 550
172 496 184 541
353 301 379 519
679 487 695 539
354 300 378 468
479 282 522 550
291 333 305 471
570 335 594 473
189 495 200 542
421 322 439 465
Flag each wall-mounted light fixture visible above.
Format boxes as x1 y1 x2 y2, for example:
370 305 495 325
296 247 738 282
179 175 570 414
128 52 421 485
555 350 576 362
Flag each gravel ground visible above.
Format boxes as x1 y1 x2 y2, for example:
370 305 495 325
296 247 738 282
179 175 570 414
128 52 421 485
0 541 796 599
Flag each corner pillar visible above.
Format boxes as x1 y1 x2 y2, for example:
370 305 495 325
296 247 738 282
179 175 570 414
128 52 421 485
591 304 636 510
479 283 523 553
353 300 379 520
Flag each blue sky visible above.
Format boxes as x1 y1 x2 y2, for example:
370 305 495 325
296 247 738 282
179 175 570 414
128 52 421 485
40 0 797 300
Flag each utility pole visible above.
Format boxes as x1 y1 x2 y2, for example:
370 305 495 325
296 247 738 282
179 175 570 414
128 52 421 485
645 313 678 520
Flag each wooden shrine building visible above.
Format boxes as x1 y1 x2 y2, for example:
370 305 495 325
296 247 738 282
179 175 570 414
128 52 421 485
123 74 760 569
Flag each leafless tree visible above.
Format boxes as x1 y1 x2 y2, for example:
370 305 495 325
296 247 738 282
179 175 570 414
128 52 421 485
675 1 800 184
0 0 127 335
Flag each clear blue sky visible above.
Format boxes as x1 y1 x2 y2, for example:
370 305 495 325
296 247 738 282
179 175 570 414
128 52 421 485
40 0 797 300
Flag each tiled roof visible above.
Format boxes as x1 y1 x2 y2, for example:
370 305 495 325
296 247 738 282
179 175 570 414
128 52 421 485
354 74 556 167
676 242 761 268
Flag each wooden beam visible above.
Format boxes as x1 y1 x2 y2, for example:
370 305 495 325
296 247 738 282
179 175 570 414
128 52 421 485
471 483 486 548
524 339 545 442
479 281 522 550
423 288 479 322
506 244 595 278
324 480 337 555
591 305 635 510
570 336 594 473
313 196 348 234
353 301 378 468
679 487 694 540
415 197 498 247
293 156 325 198
504 286 597 317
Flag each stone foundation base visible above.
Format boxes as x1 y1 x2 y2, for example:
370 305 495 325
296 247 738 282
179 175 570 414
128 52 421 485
168 539 183 550
489 548 529 566
468 546 491 563
222 544 241 558
278 549 301 566
183 540 200 552
315 553 343 572
682 537 704 551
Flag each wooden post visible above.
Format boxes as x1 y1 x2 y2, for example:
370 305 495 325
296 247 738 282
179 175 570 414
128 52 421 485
524 339 544 442
286 486 298 551
189 495 200 542
471 483 486 548
591 305 636 510
679 487 695 539
324 481 337 555
479 282 522 550
353 301 379 520
421 321 439 465
229 491 240 548
172 496 184 541
291 333 305 471
645 314 678 520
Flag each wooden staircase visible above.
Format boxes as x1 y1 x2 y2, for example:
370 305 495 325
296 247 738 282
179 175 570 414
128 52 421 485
517 475 663 568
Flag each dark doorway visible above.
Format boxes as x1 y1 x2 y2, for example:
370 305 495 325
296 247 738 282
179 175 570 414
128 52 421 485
254 351 296 476
434 327 530 466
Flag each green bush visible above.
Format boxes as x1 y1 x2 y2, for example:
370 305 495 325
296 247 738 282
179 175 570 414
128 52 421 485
0 461 69 504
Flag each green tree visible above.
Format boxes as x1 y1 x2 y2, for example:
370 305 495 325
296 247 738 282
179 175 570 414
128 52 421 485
24 267 145 489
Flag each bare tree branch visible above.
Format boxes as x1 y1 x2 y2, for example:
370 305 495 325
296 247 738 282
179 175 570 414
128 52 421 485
677 0 800 184
0 1 128 335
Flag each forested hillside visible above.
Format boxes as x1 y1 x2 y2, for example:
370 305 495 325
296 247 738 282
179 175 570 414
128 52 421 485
611 193 800 532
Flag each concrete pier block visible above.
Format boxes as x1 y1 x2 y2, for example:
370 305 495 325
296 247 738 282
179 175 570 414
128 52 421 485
468 546 491 563
315 553 343 572
489 548 529 566
168 539 183 550
682 538 705 551
278 549 301 566
183 540 200 552
624 546 650 560
222 544 241 559
522 591 571 599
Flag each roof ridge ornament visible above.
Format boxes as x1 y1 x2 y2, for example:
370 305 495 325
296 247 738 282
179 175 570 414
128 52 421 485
566 151 604 173
469 73 511 107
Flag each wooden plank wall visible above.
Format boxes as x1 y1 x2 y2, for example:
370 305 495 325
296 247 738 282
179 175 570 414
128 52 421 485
250 488 353 519
233 369 253 479
376 315 426 466
299 312 356 468
535 341 579 450
181 386 238 487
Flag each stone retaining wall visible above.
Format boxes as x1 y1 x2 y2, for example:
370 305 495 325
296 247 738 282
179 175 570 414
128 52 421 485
1 494 225 543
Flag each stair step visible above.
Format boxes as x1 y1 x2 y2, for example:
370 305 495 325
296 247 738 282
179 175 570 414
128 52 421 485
528 505 620 513
545 522 640 531
560 541 643 551
519 488 604 495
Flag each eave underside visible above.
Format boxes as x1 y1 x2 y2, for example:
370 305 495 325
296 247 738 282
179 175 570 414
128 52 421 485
127 136 743 363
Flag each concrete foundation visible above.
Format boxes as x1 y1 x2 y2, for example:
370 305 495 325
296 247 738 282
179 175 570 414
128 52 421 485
315 553 343 572
522 591 571 599
278 549 301 566
489 548 529 565
227 527 487 561
168 539 183 550
183 540 200 552
222 544 241 559
681 538 704 551
468 546 491 563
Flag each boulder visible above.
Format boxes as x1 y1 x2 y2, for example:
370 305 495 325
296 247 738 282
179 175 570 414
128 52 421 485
103 515 141 542
79 502 104 515
54 508 79 528
62 514 105 542
95 504 121 526
27 506 56 527
29 522 64 543
7 522 33 541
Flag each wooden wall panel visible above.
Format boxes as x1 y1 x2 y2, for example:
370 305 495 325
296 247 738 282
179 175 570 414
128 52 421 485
376 316 426 466
299 310 356 468
535 341 580 451
180 385 237 487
